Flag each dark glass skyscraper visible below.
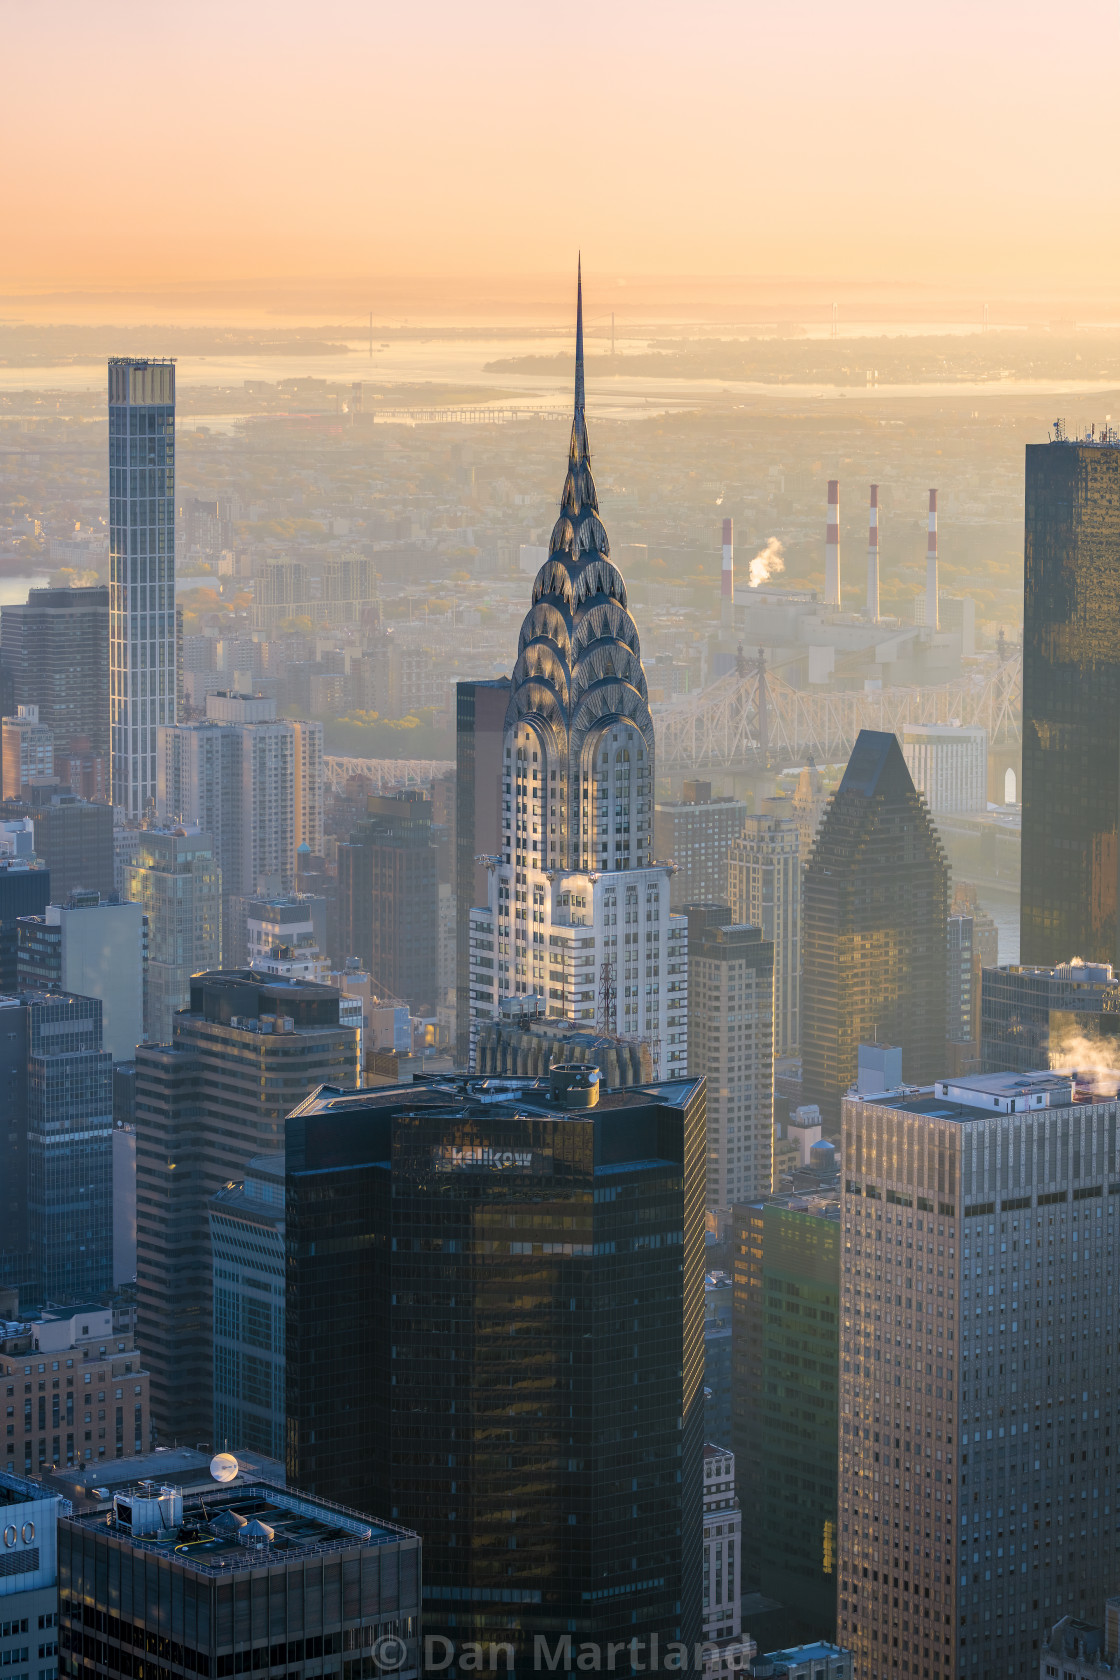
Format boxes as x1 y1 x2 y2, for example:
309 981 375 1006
455 676 510 1065
731 1192 840 1646
1022 437 1120 967
25 991 114 1304
801 730 948 1128
285 1067 706 1671
108 358 177 818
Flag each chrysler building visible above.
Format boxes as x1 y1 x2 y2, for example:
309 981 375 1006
468 268 687 1072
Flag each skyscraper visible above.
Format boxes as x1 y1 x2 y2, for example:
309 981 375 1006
466 270 688 1077
125 827 222 1044
208 1152 284 1460
108 359 177 818
653 781 748 911
285 1064 705 1667
1022 436 1120 967
337 790 438 1014
135 972 359 1444
838 1068 1120 1680
802 730 949 1128
980 958 1120 1075
25 991 115 1305
18 893 144 1063
687 904 775 1213
0 855 50 992
158 694 317 924
0 792 115 903
0 585 110 765
455 677 510 1065
728 808 801 1054
732 1191 840 1646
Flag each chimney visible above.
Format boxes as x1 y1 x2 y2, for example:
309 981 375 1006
866 484 880 621
825 480 841 608
926 488 939 631
721 517 734 627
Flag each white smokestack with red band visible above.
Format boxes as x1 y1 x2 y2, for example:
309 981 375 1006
825 480 841 608
722 517 734 602
867 484 879 621
926 488 939 631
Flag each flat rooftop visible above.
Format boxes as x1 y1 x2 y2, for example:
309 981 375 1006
47 1445 285 1510
0 1470 53 1508
67 1483 416 1574
853 1068 1120 1122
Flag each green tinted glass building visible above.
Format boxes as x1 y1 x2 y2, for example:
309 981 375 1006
732 1192 840 1644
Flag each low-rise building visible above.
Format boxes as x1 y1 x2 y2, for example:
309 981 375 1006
0 1469 69 1680
58 1480 421 1680
760 1642 852 1680
1 1304 150 1475
1040 1603 1120 1679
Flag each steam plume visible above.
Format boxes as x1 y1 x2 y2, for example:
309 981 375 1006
749 537 785 588
1049 1027 1120 1086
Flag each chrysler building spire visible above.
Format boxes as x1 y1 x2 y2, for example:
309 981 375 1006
468 266 687 1081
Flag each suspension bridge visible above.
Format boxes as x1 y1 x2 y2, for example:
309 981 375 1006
654 653 1022 772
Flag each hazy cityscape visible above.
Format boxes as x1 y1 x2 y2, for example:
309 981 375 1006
8 3 1120 1678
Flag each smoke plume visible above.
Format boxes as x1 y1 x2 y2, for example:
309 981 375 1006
749 537 785 588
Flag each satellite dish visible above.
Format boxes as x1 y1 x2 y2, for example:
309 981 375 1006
210 1453 239 1484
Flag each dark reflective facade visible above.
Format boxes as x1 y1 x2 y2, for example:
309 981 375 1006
801 731 949 1129
731 1196 839 1647
286 1074 706 1674
1022 440 1120 967
980 960 1120 1074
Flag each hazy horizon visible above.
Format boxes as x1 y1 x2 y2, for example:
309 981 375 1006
7 0 1120 303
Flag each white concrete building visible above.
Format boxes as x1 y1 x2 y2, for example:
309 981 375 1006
702 1443 742 1646
467 278 687 1078
901 723 987 814
728 810 801 1054
158 695 321 906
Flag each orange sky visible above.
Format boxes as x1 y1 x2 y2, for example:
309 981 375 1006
5 0 1120 296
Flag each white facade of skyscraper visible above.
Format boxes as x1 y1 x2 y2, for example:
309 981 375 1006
728 811 801 1054
108 359 177 818
157 694 314 903
467 275 687 1077
901 723 987 814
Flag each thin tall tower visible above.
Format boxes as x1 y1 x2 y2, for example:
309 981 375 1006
825 480 841 608
721 516 734 627
108 358 177 817
866 484 880 620
925 487 939 630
